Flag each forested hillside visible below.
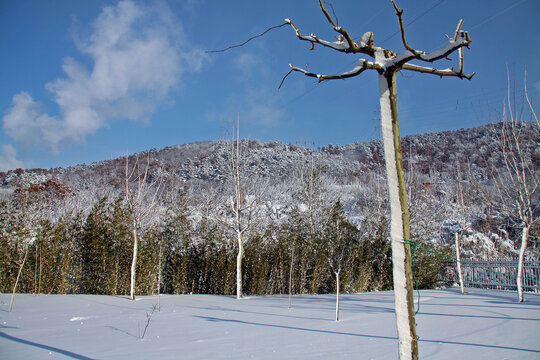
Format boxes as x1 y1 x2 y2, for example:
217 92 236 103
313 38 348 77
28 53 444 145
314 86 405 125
0 122 538 296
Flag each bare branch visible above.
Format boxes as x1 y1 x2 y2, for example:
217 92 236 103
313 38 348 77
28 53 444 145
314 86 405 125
319 0 338 27
524 68 540 126
322 1 339 26
401 63 475 80
393 19 472 68
285 18 349 52
318 0 369 53
392 0 419 56
285 16 375 56
289 59 381 83
278 69 295 89
206 22 288 53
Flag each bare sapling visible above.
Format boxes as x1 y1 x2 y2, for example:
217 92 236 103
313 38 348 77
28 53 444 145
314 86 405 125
455 163 466 295
454 232 465 295
10 238 33 312
328 214 346 322
125 154 162 301
140 304 158 340
491 70 538 302
215 115 266 299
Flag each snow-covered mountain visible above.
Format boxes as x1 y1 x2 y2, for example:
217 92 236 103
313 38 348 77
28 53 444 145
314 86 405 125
1 122 538 259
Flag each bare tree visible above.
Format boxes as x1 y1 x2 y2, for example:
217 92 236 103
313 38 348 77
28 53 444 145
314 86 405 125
125 154 162 301
6 192 42 312
454 163 466 295
216 115 266 299
289 151 333 304
10 234 34 312
282 1 474 358
326 202 349 322
491 74 538 302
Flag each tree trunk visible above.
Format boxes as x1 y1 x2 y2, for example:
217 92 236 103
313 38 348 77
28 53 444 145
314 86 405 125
335 269 341 321
379 72 418 360
236 230 243 299
34 244 38 293
130 225 138 301
157 242 163 311
517 224 530 302
10 246 30 312
288 245 295 309
38 246 42 295
455 232 465 295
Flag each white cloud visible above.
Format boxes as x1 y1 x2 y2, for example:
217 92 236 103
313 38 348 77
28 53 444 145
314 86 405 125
206 88 284 128
206 50 284 128
234 53 265 80
2 0 206 153
243 90 284 127
0 145 26 172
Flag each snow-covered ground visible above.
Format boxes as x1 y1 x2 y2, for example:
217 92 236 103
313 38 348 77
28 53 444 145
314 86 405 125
1 287 539 359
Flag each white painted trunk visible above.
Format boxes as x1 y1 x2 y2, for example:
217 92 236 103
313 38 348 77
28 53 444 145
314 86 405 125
130 227 138 301
455 232 465 295
378 74 413 360
517 225 529 302
335 270 340 321
289 247 294 309
236 230 243 299
157 246 162 311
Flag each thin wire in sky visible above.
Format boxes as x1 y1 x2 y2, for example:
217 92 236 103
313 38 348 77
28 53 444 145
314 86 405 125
468 0 526 31
378 0 445 46
429 0 528 51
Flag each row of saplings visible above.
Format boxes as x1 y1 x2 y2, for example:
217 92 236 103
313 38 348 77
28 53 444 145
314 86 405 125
0 197 453 298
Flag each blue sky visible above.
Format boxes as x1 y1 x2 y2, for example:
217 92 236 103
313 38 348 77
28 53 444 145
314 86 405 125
1 0 539 171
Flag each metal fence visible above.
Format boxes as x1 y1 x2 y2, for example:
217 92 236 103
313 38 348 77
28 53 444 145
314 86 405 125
451 259 540 293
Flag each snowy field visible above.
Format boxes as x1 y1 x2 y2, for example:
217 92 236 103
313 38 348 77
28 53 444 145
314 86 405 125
1 287 539 360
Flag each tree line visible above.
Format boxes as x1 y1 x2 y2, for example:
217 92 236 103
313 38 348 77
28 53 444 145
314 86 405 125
0 186 452 298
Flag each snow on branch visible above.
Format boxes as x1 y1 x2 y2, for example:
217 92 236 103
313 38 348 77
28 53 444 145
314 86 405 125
285 18 350 52
285 0 474 84
391 0 475 79
285 0 376 56
286 59 381 84
400 62 475 80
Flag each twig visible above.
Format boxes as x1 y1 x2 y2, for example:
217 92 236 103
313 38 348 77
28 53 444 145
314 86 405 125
141 304 158 339
278 69 294 89
206 22 288 53
524 67 539 126
324 1 339 26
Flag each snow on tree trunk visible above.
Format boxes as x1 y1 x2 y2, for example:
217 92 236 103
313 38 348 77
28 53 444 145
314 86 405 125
455 232 465 295
237 230 243 299
335 269 340 322
130 225 138 301
157 242 163 311
379 72 418 360
289 246 294 309
517 225 530 302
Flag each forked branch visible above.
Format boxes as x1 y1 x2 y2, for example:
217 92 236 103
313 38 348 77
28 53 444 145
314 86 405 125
390 0 474 79
318 0 370 54
285 0 376 56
